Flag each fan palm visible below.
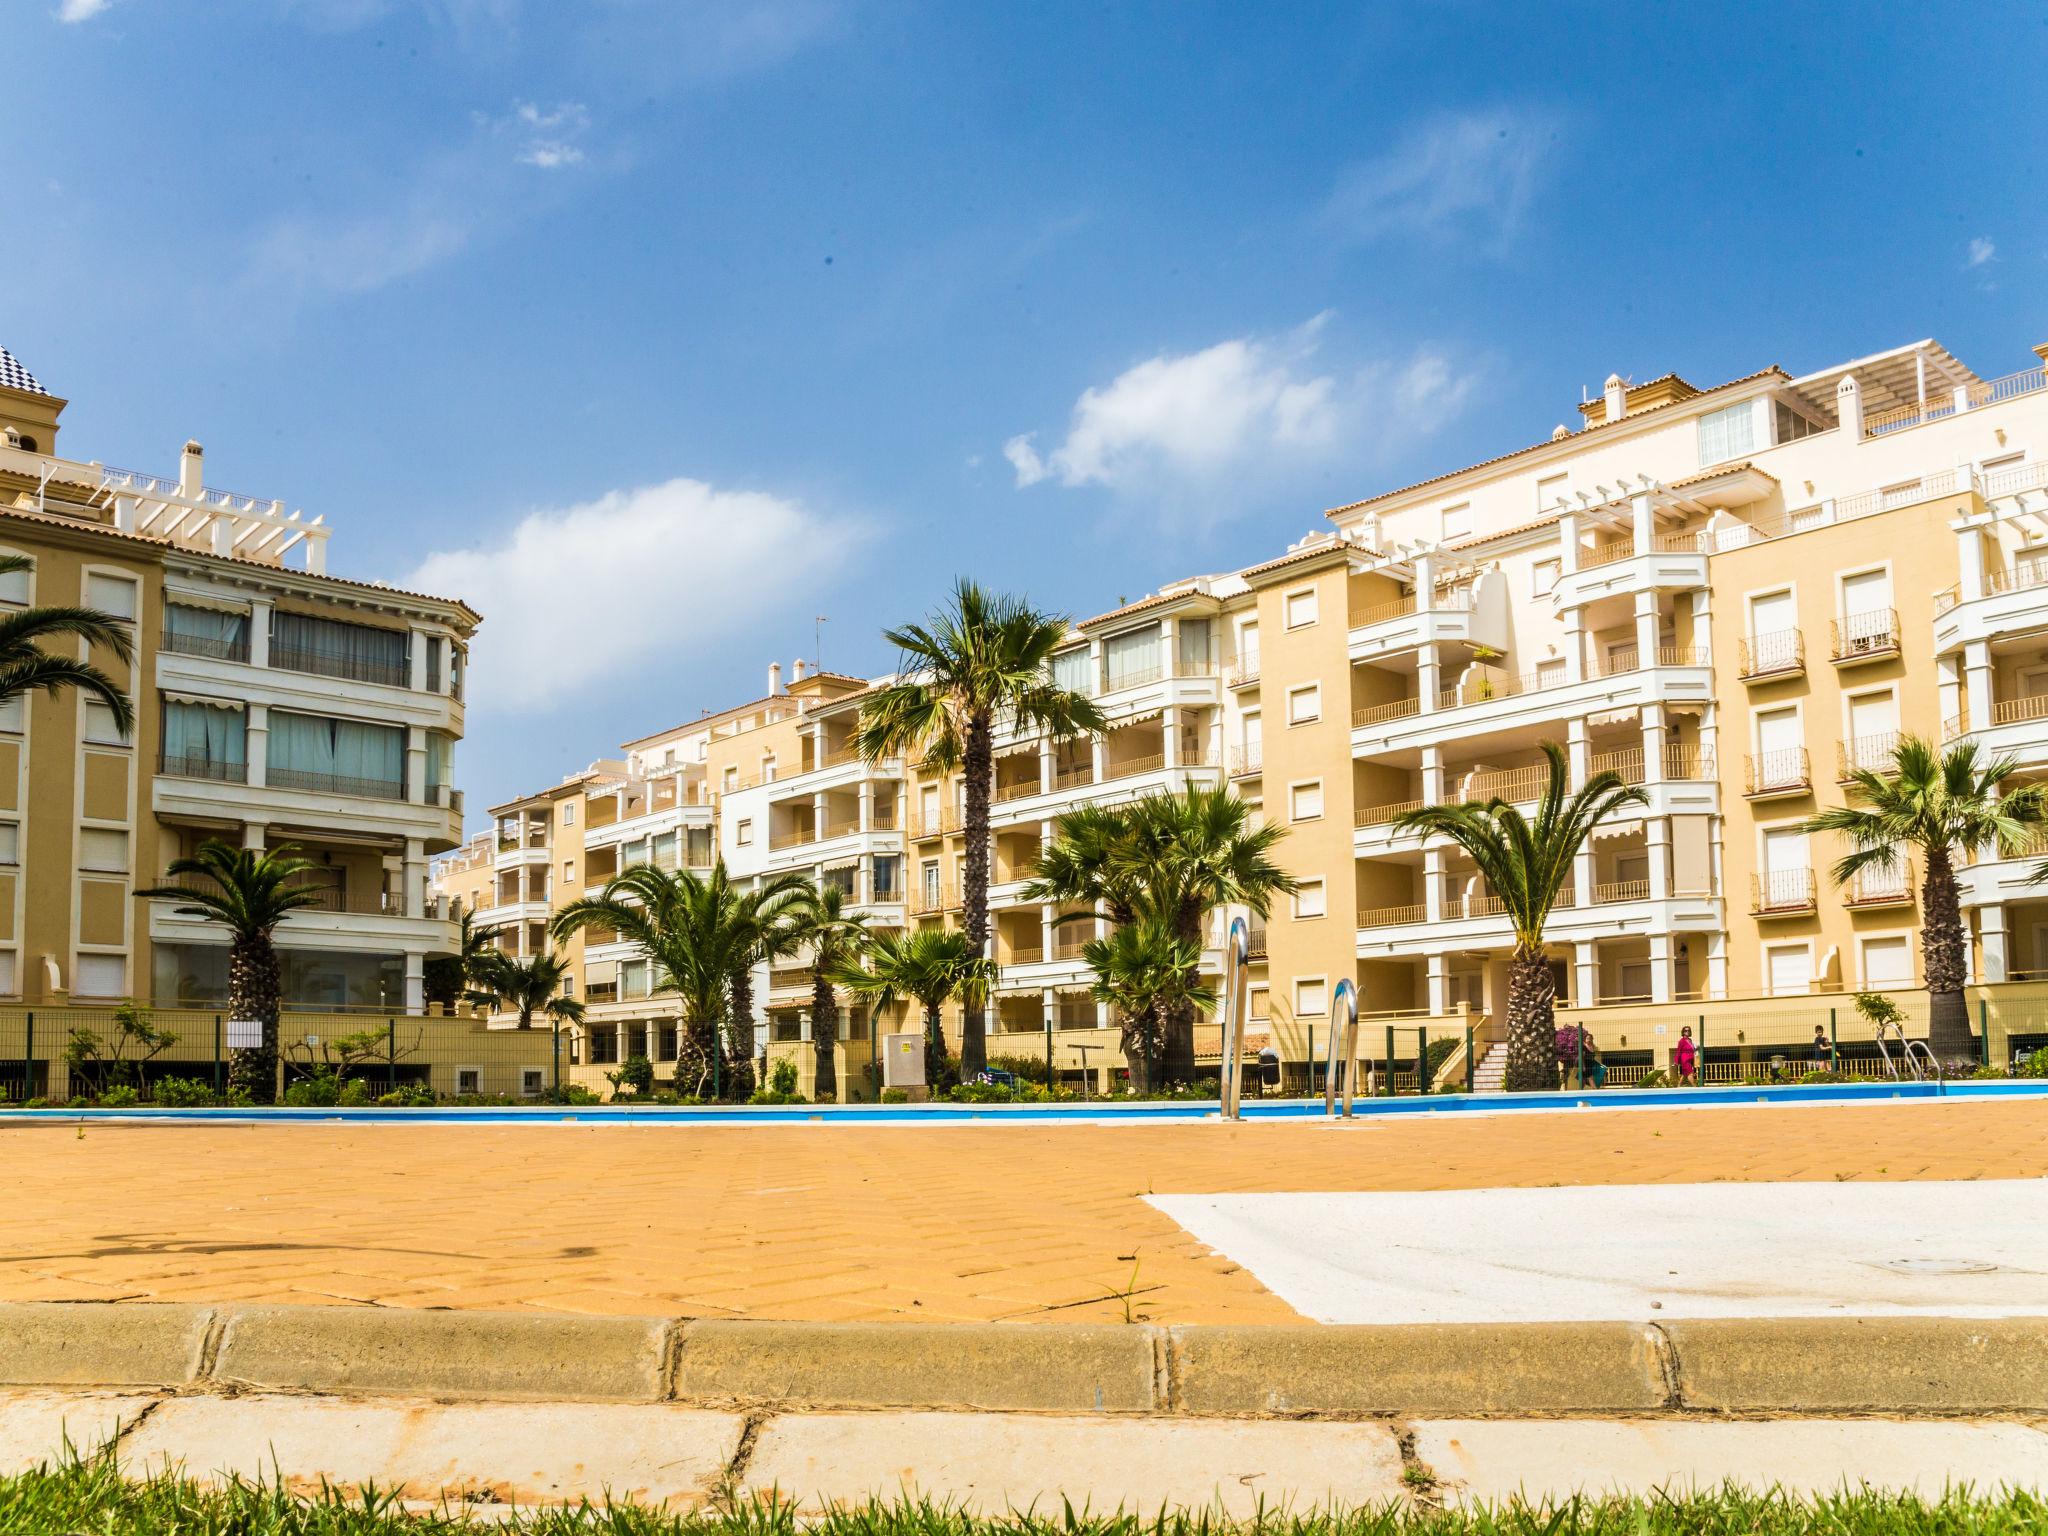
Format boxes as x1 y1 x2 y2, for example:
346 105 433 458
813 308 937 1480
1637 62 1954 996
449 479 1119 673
470 948 585 1032
0 555 137 736
423 907 495 1011
857 579 1105 1077
1026 784 1294 1087
1082 917 1217 1087
831 926 995 1090
784 884 873 1102
1394 742 1647 1093
1806 735 2047 1064
137 840 326 1101
722 874 813 1098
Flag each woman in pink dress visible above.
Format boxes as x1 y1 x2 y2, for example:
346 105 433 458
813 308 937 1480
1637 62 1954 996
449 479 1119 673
1675 1024 1698 1086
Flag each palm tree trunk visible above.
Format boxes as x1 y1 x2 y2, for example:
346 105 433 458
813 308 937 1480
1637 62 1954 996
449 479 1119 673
811 975 839 1102
228 934 280 1104
677 1007 719 1099
1119 1004 1160 1093
1503 942 1560 1093
1158 902 1203 1085
923 999 948 1088
1921 844 1975 1065
959 709 993 1080
725 968 757 1101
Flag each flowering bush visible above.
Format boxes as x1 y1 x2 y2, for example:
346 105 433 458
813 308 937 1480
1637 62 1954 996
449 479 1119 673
1554 1025 1588 1066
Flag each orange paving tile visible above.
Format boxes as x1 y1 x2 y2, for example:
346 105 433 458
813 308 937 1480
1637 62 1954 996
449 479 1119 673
1 1098 2042 1325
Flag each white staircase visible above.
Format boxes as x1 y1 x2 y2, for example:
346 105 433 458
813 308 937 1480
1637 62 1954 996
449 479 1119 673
1470 1042 1507 1094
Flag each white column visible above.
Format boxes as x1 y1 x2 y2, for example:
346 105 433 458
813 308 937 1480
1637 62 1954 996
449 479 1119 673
1629 491 1655 557
1562 610 1585 683
1706 933 1729 999
1955 517 1989 603
1421 745 1444 803
1938 655 1965 739
404 951 425 1016
1641 702 1667 785
1567 717 1589 788
1417 644 1441 713
1633 590 1660 669
241 822 266 851
249 599 272 669
1162 703 1179 769
812 790 827 841
245 704 268 789
858 780 874 833
1161 616 1179 678
1424 849 1445 921
1573 941 1598 1007
1647 933 1675 1004
1556 510 1580 574
1647 815 1671 901
1038 738 1054 793
1426 954 1449 1016
403 838 425 919
1965 639 1994 733
1980 904 2010 983
1836 374 1864 443
408 628 429 692
406 730 427 805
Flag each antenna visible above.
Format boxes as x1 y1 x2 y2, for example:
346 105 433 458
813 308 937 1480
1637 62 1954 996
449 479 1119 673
814 615 828 671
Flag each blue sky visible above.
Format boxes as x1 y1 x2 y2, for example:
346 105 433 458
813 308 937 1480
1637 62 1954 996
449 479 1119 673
9 1 2045 814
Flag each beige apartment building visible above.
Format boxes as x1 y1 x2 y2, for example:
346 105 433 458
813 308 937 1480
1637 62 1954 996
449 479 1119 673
441 332 2048 1094
0 346 476 1016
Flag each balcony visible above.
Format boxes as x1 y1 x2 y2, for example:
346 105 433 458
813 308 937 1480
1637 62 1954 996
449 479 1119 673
156 751 248 785
1751 868 1817 916
1587 747 1644 785
1591 879 1650 906
1996 695 2048 729
1738 629 1804 682
1663 744 1716 781
1358 902 1428 930
1845 862 1915 909
1225 656 1260 689
160 626 251 664
908 885 961 917
1228 745 1261 778
910 809 961 839
1353 698 1421 728
1862 365 2047 438
1744 749 1811 799
268 766 406 801
1831 609 1901 665
1580 538 1638 569
271 642 410 690
1837 732 1900 782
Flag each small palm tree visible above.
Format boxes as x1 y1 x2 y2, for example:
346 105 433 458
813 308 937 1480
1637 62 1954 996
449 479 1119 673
722 874 813 1099
1806 735 2048 1064
471 948 586 1032
1027 784 1294 1086
832 926 995 1090
423 907 495 1012
0 555 137 736
785 884 873 1102
1083 917 1217 1090
1394 742 1647 1093
857 579 1105 1078
137 840 326 1102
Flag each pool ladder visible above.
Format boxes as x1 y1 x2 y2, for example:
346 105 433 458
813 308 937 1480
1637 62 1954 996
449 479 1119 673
1872 1019 1943 1088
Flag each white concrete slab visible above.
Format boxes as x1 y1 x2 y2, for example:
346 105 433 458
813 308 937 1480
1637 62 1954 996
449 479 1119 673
742 1411 1407 1515
0 1392 159 1473
1149 1179 2048 1323
1415 1418 2048 1504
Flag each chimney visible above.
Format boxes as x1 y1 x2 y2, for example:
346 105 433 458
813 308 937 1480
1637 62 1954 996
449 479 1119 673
792 657 808 684
1602 374 1627 424
767 661 784 696
1551 424 1569 441
179 439 204 499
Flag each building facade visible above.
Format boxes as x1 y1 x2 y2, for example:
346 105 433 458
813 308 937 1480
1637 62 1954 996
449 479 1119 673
439 333 2048 1093
0 346 477 1015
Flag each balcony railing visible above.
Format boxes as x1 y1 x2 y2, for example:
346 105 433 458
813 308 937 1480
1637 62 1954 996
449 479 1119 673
994 775 1045 804
267 766 407 801
908 885 961 917
1588 747 1645 785
1845 862 1915 908
1228 746 1262 778
156 751 248 784
1452 764 1550 802
1440 648 1710 709
270 643 410 689
161 627 251 663
1225 657 1260 688
1353 698 1421 728
1837 732 1900 781
1359 903 1428 929
1580 538 1637 569
1355 797 1423 828
1005 944 1045 965
1664 744 1715 781
1864 367 2047 437
1051 762 1096 792
1750 868 1818 914
910 809 961 839
1347 587 1473 630
1592 879 1650 906
1744 749 1811 797
1738 629 1804 681
1830 608 1900 663
1992 694 2048 728
769 825 815 850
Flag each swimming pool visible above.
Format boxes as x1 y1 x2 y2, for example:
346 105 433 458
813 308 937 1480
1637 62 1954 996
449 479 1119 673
4 1077 2044 1124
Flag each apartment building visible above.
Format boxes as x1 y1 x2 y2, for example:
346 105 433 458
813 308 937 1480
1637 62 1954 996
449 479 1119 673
0 346 476 1013
440 332 2048 1092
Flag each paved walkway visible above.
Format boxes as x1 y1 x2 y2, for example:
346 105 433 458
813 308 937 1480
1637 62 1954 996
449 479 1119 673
4 1097 2045 1324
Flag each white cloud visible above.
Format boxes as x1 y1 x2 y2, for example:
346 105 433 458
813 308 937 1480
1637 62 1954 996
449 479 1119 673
1005 316 1472 499
407 477 866 714
510 101 590 167
1967 236 1997 268
56 0 111 20
1321 108 1557 252
250 198 473 296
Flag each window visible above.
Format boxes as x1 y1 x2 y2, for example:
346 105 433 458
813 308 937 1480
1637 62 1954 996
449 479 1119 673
1287 683 1321 726
0 559 31 606
74 954 125 999
621 959 649 999
1104 625 1161 689
1535 472 1569 513
1774 399 1819 445
163 603 250 660
84 573 138 621
736 818 754 846
761 754 777 783
588 1027 618 1065
521 1069 544 1098
562 859 576 885
559 975 574 998
722 766 738 793
1698 401 1758 466
456 1068 482 1096
561 803 575 826
0 696 21 733
0 951 16 995
1237 621 1259 672
1284 589 1319 629
267 711 404 797
80 828 129 873
271 611 409 688
83 699 128 745
0 822 16 865
1295 977 1328 1016
1862 935 1912 991
161 698 246 778
1051 647 1092 695
922 861 941 905
1289 780 1324 821
1440 503 1472 541
1294 879 1327 920
1531 558 1560 597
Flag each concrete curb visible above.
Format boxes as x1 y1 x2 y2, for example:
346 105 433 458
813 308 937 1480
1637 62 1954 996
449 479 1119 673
2 1304 2045 1417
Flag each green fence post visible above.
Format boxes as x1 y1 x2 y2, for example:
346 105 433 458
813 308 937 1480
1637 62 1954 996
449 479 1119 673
212 1014 222 1096
1044 1018 1053 1088
1418 1026 1427 1094
1384 1024 1395 1096
714 1041 722 1102
1980 999 1991 1070
22 1011 31 1104
1465 1025 1474 1094
388 1018 398 1095
1575 1024 1584 1090
1699 1013 1707 1078
1307 1024 1315 1099
552 1023 561 1097
1829 1006 1838 1071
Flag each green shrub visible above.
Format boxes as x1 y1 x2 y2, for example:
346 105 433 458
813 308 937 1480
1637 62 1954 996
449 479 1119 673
152 1077 214 1108
986 1052 1052 1086
880 1087 909 1103
544 1083 601 1106
283 1071 341 1107
2017 1047 2048 1079
95 1085 140 1108
768 1057 800 1096
338 1078 374 1107
607 1055 655 1100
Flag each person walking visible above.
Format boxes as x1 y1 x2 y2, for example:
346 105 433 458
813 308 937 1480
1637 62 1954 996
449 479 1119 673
1675 1024 1699 1086
1811 1023 1832 1073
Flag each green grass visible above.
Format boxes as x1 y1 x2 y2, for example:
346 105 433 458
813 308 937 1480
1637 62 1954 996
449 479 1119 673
0 1454 2043 1535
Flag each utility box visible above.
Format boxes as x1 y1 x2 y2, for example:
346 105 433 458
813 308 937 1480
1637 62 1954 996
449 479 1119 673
880 1032 926 1089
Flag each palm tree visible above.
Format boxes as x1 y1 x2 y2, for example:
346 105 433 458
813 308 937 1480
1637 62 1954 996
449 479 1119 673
832 927 995 1090
856 580 1105 1078
423 907 495 1012
1806 736 2048 1064
137 840 326 1102
1394 742 1647 1093
1026 784 1294 1086
785 884 873 1102
0 555 137 736
722 874 813 1099
470 948 586 1033
1083 917 1217 1089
